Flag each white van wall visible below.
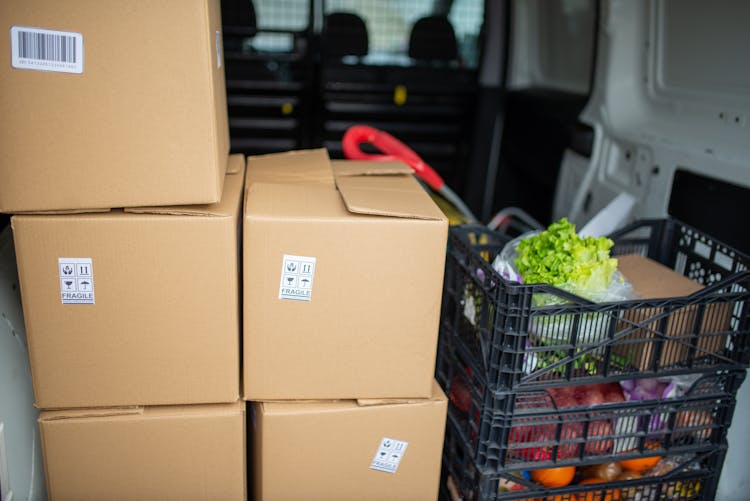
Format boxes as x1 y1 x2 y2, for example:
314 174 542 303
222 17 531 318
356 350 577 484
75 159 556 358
0 228 46 501
562 0 750 227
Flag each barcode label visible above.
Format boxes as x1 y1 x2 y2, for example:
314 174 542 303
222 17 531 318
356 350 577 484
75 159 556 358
11 26 83 74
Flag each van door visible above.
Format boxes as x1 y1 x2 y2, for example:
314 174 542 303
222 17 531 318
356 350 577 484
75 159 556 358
565 0 750 246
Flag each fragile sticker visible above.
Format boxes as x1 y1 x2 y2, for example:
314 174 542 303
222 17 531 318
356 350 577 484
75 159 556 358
370 437 408 474
278 255 316 301
11 26 84 74
59 258 95 304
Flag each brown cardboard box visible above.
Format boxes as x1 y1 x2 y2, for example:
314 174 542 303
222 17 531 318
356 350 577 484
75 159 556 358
243 149 449 400
40 401 246 501
252 380 447 501
0 0 229 212
11 155 245 409
613 254 731 370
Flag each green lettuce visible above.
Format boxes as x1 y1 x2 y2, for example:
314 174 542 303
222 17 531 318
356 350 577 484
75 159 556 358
515 218 617 300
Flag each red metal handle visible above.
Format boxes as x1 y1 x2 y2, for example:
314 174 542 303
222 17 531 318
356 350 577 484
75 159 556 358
341 125 445 190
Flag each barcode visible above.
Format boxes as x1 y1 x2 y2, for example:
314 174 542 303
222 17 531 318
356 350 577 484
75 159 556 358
10 26 83 74
17 30 77 63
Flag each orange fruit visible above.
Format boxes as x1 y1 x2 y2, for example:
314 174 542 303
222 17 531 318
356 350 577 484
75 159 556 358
618 455 662 473
576 478 621 501
531 466 576 488
619 440 663 473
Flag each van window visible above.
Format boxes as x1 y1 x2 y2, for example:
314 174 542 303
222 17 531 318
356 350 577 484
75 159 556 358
323 0 484 67
509 0 596 93
249 0 311 52
254 0 310 31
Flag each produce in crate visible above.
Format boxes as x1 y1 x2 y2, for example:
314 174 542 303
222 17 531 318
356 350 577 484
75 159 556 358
575 478 620 501
496 453 697 500
580 462 622 482
491 218 634 350
445 449 706 501
458 219 636 383
448 369 473 414
514 218 618 301
441 218 744 500
492 218 632 303
507 382 625 461
619 446 663 473
614 375 713 450
530 466 576 488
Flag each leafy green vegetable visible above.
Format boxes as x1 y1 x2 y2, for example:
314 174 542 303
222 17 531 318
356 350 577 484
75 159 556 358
515 218 617 300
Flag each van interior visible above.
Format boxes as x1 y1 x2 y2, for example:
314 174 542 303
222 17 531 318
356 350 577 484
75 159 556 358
1 1 749 499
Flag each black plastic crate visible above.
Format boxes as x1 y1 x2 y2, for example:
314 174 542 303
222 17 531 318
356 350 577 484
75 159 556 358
441 218 750 393
440 415 728 501
436 340 744 471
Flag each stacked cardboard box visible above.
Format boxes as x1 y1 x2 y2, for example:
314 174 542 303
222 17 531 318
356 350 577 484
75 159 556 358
3 2 452 498
0 0 229 212
242 149 450 500
2 1 246 499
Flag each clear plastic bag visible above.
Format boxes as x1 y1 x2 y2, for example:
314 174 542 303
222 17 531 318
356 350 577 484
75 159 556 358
492 232 637 346
613 374 706 452
492 231 636 304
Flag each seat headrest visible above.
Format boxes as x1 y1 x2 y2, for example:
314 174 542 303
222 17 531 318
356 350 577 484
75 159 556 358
323 12 369 58
221 0 257 29
408 15 458 61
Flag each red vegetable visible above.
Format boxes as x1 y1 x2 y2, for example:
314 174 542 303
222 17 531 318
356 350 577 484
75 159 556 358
448 374 472 413
509 383 624 460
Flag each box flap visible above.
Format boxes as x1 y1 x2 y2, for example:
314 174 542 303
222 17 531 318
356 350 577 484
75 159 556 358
357 380 447 407
39 407 144 421
259 400 357 416
245 182 350 219
261 381 447 413
141 401 244 418
244 151 445 220
246 149 334 187
14 208 112 215
356 396 432 407
39 401 244 422
331 160 413 177
331 161 447 221
125 154 244 217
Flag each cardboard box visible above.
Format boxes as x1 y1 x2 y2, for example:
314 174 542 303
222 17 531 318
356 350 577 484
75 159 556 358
243 149 449 400
252 380 447 501
613 254 731 370
40 401 246 501
11 155 245 409
0 0 229 212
